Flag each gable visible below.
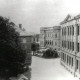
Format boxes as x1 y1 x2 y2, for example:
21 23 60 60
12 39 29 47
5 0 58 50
60 14 73 25
64 14 71 22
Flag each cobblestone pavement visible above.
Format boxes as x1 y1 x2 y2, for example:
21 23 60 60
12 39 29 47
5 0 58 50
31 56 78 80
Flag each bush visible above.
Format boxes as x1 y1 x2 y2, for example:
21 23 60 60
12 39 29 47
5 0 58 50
43 48 58 58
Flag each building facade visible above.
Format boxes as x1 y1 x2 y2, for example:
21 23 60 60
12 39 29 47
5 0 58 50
60 14 80 78
40 27 47 47
52 26 61 51
33 34 40 44
40 26 61 51
16 24 33 53
20 35 33 53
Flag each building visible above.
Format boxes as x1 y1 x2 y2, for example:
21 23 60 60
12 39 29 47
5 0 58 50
20 32 33 53
52 26 61 56
14 24 34 66
60 14 80 78
16 24 33 53
40 27 46 47
33 34 40 44
44 27 54 49
40 26 61 51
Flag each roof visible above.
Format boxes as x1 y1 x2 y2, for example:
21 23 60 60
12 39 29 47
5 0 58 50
53 26 61 30
40 26 61 31
40 27 53 31
60 13 80 25
14 25 34 37
20 31 33 37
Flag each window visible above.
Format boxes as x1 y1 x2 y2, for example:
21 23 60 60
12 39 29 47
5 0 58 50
67 27 68 35
77 43 79 52
37 38 38 42
55 42 57 46
70 42 71 50
65 27 66 35
49 41 50 45
52 41 53 45
66 41 68 49
68 41 69 49
72 26 74 35
55 34 57 38
72 58 73 66
62 28 63 36
63 53 64 61
70 27 71 35
63 41 64 47
65 54 66 62
48 34 49 37
61 53 62 60
68 27 69 35
45 40 47 45
65 41 66 48
62 41 63 47
52 34 53 37
72 42 74 51
63 28 64 35
63 28 64 36
77 24 79 35
67 55 68 64
47 41 48 45
69 57 71 65
50 41 51 45
22 38 26 43
69 42 70 49
77 60 78 69
48 41 49 45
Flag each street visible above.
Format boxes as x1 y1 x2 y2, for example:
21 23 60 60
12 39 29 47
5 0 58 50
31 56 78 80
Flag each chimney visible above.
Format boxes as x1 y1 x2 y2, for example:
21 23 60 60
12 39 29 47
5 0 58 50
19 24 22 29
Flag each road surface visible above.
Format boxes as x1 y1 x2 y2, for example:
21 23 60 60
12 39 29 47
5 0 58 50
31 56 78 80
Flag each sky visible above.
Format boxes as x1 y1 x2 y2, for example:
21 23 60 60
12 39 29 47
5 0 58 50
0 0 80 33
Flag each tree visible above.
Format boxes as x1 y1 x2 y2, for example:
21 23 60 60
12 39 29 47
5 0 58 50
35 43 39 51
0 16 26 79
31 42 36 55
43 48 58 58
31 42 39 55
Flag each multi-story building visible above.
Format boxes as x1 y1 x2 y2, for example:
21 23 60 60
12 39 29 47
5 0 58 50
60 14 80 78
42 27 53 48
40 26 61 51
53 26 61 51
40 27 47 48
